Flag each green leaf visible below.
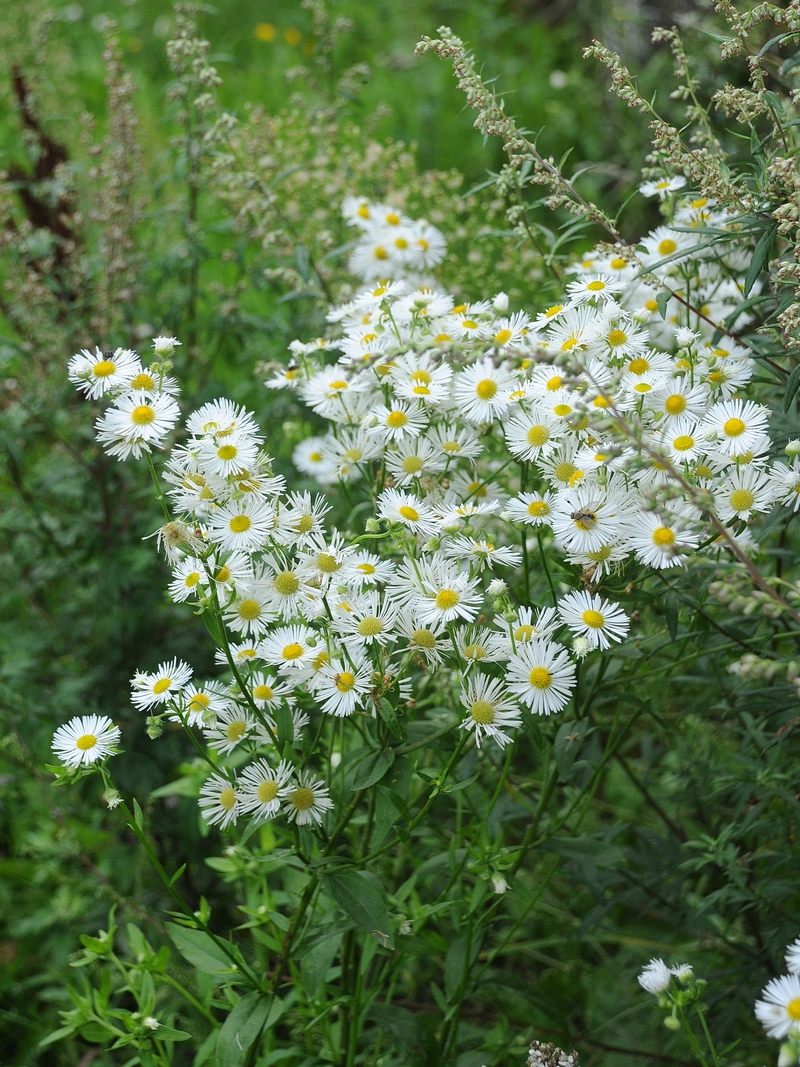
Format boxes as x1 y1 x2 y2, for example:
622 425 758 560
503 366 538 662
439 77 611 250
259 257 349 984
554 720 592 780
154 1025 192 1041
378 698 402 738
216 993 282 1067
655 290 671 319
133 798 144 830
321 870 394 949
784 362 800 413
301 933 341 996
351 748 395 790
663 592 679 642
165 923 236 976
275 705 294 749
743 222 778 297
444 932 483 1001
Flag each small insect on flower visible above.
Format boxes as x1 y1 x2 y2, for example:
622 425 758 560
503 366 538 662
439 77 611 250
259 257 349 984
52 715 121 768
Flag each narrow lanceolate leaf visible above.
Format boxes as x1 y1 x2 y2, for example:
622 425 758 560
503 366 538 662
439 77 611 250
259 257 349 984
663 592 679 643
743 222 778 297
165 923 236 976
784 362 800 413
216 993 283 1067
321 869 394 949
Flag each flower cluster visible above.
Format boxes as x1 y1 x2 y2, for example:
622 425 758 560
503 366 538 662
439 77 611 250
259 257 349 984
755 937 800 1065
342 195 446 282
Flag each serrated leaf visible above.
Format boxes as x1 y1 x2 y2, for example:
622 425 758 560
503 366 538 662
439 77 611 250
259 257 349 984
165 923 236 976
321 870 394 949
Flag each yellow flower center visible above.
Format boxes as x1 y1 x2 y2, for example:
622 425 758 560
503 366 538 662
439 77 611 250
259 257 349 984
219 787 237 811
316 552 339 573
292 787 314 810
394 236 408 249
274 571 299 596
386 411 408 429
226 721 247 742
132 404 156 425
546 376 562 391
436 589 460 610
399 505 420 522
358 617 383 636
730 489 754 511
658 238 678 256
476 379 497 400
413 628 437 648
665 394 686 415
652 527 675 546
217 444 238 461
587 546 611 562
545 305 563 318
494 329 513 344
402 456 424 474
554 461 577 483
374 247 388 260
607 329 627 347
188 693 210 712
294 514 314 533
787 998 800 1021
610 257 627 270
184 571 201 588
93 359 116 377
130 372 155 389
527 426 550 447
529 667 552 689
238 599 261 620
464 644 486 660
586 280 606 291
462 319 478 330
573 511 596 531
628 357 649 374
527 500 550 517
257 780 279 803
553 404 572 417
357 562 376 574
229 515 251 533
336 671 356 692
442 440 461 454
582 609 605 629
673 435 695 451
329 379 348 390
282 642 304 660
470 700 495 724
152 678 172 694
593 396 610 408
76 733 97 750
645 299 659 312
215 565 231 583
253 684 274 701
515 624 535 641
724 417 745 437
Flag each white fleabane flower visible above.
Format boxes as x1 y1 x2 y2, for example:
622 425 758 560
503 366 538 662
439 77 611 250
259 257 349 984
639 175 686 199
206 497 278 553
333 591 398 647
638 958 672 993
755 974 800 1039
714 465 773 524
247 670 290 710
285 774 333 826
458 674 521 748
702 398 770 457
452 358 515 423
504 408 564 461
238 758 293 820
223 584 277 638
95 391 180 460
385 437 445 486
131 659 193 711
786 939 800 975
378 488 440 536
771 461 800 512
365 400 429 442
506 640 576 716
442 536 522 573
558 591 630 650
167 557 206 603
316 652 372 717
186 398 262 441
409 560 482 627
628 512 700 569
259 625 318 671
505 491 557 527
205 705 256 755
52 715 121 768
69 346 141 399
199 772 240 829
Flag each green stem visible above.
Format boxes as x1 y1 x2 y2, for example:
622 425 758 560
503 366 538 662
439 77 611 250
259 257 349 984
536 529 558 606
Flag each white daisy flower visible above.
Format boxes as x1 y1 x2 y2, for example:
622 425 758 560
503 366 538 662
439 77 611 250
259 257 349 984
504 491 557 527
425 423 483 462
786 938 800 975
506 640 576 716
558 591 630 650
714 465 774 524
223 585 276 639
167 557 207 603
702 399 769 457
628 511 700 569
293 436 335 481
214 641 262 667
332 591 398 647
175 681 232 727
95 391 181 460
452 625 507 664
344 551 398 588
377 488 440 536
409 560 482 627
393 611 447 666
186 398 262 441
638 958 673 994
316 651 372 717
639 175 686 199
199 772 240 829
755 974 800 1039
385 437 445 486
238 758 293 819
276 492 330 546
206 497 278 553
259 625 317 671
52 714 121 768
459 674 521 748
69 346 141 399
452 358 516 424
284 774 333 826
131 659 193 711
365 400 428 442
504 408 564 462
296 532 356 588
246 670 291 710
442 536 522 573
205 705 256 755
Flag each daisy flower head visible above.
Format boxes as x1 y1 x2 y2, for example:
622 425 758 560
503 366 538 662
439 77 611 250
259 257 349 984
285 773 333 826
206 496 278 554
131 659 193 711
52 715 121 768
551 482 630 555
452 358 515 424
95 391 181 460
152 334 182 358
558 591 630 651
167 556 207 603
394 611 447 666
177 681 232 727
276 491 330 546
316 652 372 717
452 624 507 664
365 400 428 443
628 511 700 569
259 624 317 671
199 772 240 829
407 219 447 271
566 274 624 304
638 958 673 994
247 670 290 709
293 436 335 481
639 175 687 199
755 974 800 1039
344 550 398 588
186 398 262 441
378 487 440 536
506 640 576 716
205 705 256 755
442 535 522 573
296 531 356 588
223 585 277 638
640 225 693 268
385 436 445 486
238 758 293 820
69 346 141 399
333 591 399 647
504 407 564 462
714 465 773 524
505 490 557 527
786 938 800 975
411 559 482 627
458 674 522 749
702 399 770 457
389 351 453 405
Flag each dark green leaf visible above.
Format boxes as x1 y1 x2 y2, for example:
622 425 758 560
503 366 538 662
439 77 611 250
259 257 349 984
784 363 800 413
663 592 679 642
655 290 671 319
378 698 402 738
554 720 592 780
321 870 394 949
301 934 341 996
351 748 395 790
743 222 778 297
165 923 235 976
444 933 483 1001
275 705 294 750
216 993 281 1067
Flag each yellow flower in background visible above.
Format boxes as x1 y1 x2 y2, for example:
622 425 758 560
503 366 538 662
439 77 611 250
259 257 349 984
284 27 301 46
255 22 276 41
